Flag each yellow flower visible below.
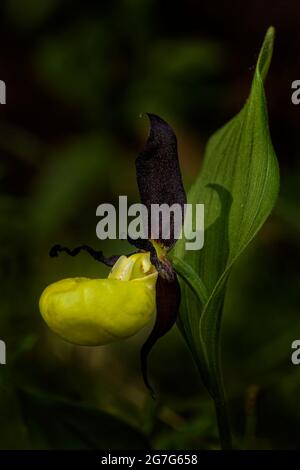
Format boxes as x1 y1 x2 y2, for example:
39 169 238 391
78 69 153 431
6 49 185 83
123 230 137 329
39 253 157 346
40 114 185 393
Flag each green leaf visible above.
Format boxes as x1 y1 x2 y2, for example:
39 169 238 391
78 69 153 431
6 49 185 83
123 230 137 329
170 255 208 307
18 389 149 450
174 27 279 448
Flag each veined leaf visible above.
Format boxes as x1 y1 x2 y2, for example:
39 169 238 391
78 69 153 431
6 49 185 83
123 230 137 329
173 27 279 448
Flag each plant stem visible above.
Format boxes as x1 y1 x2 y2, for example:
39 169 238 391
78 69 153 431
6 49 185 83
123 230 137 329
214 395 232 450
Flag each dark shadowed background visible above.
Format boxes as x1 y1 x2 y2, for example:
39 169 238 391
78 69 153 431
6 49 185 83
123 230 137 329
1 0 300 450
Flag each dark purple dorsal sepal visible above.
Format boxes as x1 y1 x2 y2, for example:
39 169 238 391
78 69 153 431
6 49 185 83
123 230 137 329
136 114 186 249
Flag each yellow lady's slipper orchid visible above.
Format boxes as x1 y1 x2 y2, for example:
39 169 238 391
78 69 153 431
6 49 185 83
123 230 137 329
39 253 158 346
40 114 185 393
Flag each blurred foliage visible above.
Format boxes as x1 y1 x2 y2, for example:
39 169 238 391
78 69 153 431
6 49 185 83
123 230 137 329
0 0 300 450
19 389 149 449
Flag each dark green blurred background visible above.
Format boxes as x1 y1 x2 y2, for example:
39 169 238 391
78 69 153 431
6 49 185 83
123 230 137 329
1 0 300 450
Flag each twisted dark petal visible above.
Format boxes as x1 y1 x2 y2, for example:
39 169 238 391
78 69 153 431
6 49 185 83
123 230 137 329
141 273 181 397
49 244 120 267
136 114 186 248
126 236 153 252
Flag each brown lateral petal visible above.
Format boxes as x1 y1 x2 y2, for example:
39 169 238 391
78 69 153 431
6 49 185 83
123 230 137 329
49 244 120 267
141 273 181 396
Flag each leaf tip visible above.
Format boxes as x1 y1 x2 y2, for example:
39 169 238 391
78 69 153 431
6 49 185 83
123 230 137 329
257 26 275 82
